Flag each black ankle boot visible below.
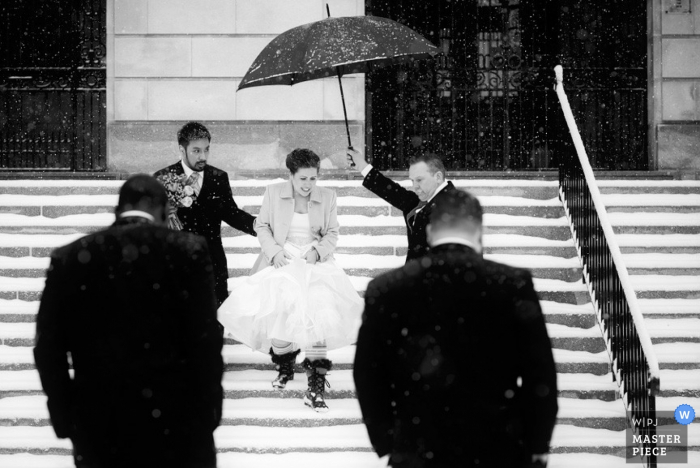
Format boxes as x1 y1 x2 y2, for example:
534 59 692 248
269 348 300 389
302 358 332 413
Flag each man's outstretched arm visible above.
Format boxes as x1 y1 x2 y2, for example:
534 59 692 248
347 148 419 214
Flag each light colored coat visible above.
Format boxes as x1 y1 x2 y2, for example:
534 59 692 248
250 180 339 274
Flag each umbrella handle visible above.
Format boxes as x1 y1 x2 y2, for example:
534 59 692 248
346 145 356 168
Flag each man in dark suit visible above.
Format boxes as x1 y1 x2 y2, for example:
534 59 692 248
154 122 256 305
347 148 457 262
354 189 558 468
34 175 223 468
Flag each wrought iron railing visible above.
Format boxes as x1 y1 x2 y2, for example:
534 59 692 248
554 65 660 468
0 132 73 171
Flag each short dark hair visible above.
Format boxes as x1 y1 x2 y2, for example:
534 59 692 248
430 189 483 232
286 148 321 174
116 174 168 213
177 122 211 149
408 153 446 178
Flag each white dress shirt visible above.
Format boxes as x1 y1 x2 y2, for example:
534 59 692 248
181 160 204 189
430 236 481 253
118 210 155 222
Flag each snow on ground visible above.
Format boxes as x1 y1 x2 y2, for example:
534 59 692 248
0 233 580 249
615 234 700 247
9 193 697 208
600 194 700 206
606 212 700 226
652 343 700 363
2 252 697 272
0 320 607 343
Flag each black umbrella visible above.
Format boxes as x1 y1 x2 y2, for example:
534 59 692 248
237 8 438 151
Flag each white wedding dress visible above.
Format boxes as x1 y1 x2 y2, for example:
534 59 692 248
218 212 363 352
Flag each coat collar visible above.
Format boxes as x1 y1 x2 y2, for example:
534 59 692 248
113 216 153 227
280 179 323 204
430 242 481 257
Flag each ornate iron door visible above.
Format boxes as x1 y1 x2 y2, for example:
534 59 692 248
0 0 106 171
367 0 647 171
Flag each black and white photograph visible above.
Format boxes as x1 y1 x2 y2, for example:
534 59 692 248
0 1 698 467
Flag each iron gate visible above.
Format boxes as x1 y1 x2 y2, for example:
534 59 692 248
0 0 106 171
367 0 647 171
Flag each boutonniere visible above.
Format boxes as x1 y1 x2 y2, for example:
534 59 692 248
156 173 198 230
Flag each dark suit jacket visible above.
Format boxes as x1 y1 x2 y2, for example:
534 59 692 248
154 162 256 305
354 244 558 468
363 167 457 262
34 217 223 468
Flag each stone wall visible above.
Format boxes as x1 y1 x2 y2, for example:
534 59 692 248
106 0 365 174
655 0 700 172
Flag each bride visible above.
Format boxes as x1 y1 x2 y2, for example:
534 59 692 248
218 148 363 412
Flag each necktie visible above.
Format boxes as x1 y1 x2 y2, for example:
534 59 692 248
187 172 201 196
407 200 428 228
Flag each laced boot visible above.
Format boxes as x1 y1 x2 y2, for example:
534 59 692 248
302 358 332 413
269 348 300 389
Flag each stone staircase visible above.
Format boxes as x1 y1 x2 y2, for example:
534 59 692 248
0 177 698 468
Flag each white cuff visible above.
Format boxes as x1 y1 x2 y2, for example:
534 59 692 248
361 164 373 177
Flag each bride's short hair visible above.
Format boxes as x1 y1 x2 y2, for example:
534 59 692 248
286 148 321 174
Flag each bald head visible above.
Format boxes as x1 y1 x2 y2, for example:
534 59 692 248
116 174 168 224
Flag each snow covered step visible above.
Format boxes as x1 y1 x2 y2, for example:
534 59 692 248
645 319 700 343
0 213 574 240
0 320 606 351
0 425 375 455
552 349 611 375
5 452 685 468
550 425 625 454
653 343 700 369
655 397 700 420
658 369 700 397
2 423 680 456
622 253 700 276
0 252 584 282
541 301 596 328
0 300 599 328
638 299 700 318
0 344 616 374
0 395 629 429
0 301 597 327
9 452 699 468
0 275 589 304
601 193 700 213
609 212 700 235
0 368 624 401
0 453 388 468
0 233 579 257
596 179 700 195
0 194 568 219
628 275 700 299
616 233 700 254
0 299 38 323
0 178 562 199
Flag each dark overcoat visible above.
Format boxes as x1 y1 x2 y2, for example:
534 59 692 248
354 243 558 468
154 162 256 305
34 217 223 468
362 167 457 262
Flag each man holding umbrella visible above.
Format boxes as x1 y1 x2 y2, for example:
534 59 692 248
347 148 457 263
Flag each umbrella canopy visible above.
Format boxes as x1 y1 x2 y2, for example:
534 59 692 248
238 15 438 90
